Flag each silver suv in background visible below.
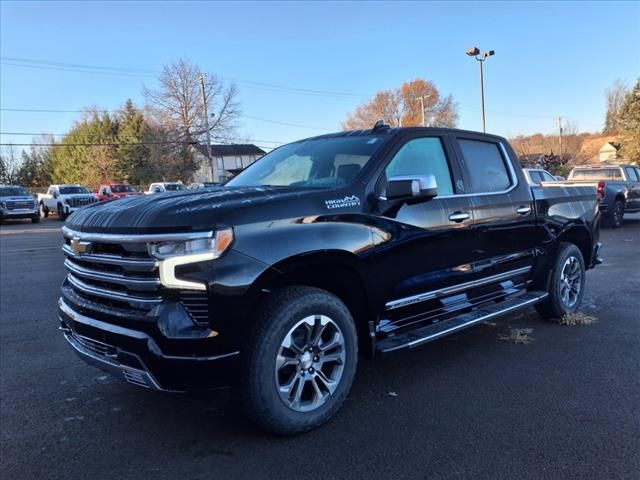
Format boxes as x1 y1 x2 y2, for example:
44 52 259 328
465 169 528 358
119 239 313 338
0 185 40 224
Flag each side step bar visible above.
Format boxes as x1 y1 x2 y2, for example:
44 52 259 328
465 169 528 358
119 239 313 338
375 291 548 356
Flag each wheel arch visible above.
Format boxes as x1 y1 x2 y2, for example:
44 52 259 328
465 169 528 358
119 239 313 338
252 251 372 351
557 226 591 265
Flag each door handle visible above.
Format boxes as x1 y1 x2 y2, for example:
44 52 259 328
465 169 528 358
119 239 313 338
516 206 532 215
448 211 470 222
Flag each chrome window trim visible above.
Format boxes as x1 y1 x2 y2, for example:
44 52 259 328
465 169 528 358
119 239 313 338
385 265 532 311
63 226 213 244
435 141 519 199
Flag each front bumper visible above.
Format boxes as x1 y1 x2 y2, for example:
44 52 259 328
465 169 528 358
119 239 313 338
58 298 239 392
0 208 39 219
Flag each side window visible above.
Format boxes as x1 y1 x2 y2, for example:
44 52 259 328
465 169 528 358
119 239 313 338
541 171 556 182
458 139 512 192
635 168 640 181
529 171 542 184
624 167 638 182
384 137 454 196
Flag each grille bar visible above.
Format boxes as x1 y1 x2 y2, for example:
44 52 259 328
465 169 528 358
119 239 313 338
64 258 160 291
62 245 158 272
67 273 162 307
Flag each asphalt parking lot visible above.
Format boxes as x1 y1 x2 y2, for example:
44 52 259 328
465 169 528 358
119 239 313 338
1 215 639 480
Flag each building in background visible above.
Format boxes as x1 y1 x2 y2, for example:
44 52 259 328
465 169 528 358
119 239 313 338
193 144 266 183
598 142 622 163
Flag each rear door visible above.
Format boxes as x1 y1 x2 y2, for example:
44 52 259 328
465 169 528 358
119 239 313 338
451 135 538 288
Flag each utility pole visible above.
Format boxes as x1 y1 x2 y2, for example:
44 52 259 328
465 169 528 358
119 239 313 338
557 116 563 157
198 74 214 182
479 61 486 133
415 96 426 127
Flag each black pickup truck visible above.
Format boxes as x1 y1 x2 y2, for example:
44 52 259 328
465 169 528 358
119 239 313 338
59 125 601 434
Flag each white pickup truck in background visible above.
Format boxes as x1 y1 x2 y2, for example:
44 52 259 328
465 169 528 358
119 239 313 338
37 184 99 220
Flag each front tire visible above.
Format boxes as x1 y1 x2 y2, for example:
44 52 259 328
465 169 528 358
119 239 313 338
57 203 68 221
40 203 49 218
31 215 40 224
242 286 358 435
536 242 586 320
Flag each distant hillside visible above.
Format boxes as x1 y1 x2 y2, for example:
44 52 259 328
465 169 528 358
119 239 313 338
509 132 619 166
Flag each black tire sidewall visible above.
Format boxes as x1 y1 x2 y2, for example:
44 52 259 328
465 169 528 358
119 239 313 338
40 204 49 218
548 243 586 317
244 287 358 434
611 201 624 228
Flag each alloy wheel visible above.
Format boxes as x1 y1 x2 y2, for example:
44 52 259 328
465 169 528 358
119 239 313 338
560 256 582 308
275 315 346 413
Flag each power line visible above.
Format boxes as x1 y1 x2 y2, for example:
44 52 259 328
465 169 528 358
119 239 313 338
0 108 334 131
1 57 369 98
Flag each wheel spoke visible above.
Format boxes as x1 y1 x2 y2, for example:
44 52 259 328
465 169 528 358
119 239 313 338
315 370 338 394
291 376 306 408
310 315 329 347
276 352 298 371
310 377 325 408
278 373 299 395
320 352 344 365
318 331 341 352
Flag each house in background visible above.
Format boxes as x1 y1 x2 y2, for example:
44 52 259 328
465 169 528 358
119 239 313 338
598 142 621 163
193 144 266 183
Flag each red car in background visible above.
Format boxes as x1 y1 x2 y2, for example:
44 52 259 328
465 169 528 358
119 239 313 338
94 183 143 202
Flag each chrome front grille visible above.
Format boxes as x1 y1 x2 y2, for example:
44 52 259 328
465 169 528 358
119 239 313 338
67 196 97 207
61 227 210 324
6 200 35 210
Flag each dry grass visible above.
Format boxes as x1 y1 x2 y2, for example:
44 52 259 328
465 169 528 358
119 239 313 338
558 312 598 326
498 328 534 345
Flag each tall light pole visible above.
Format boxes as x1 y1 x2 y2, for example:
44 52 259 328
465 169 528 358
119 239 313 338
198 74 214 181
466 47 495 133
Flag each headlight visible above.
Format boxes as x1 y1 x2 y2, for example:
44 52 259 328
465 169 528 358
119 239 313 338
148 228 233 291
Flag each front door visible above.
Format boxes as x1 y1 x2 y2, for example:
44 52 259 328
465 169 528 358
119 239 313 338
366 134 480 332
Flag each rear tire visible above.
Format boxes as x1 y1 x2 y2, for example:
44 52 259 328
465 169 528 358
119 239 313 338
604 200 624 228
242 286 358 435
536 242 586 320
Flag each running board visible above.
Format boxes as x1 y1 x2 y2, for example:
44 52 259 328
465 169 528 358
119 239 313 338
375 291 548 356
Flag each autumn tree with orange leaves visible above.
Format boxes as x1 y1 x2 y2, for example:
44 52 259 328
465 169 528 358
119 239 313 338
342 79 458 130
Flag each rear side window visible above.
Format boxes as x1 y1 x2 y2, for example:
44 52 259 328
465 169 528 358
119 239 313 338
570 168 623 180
624 167 638 182
458 139 512 192
384 137 454 196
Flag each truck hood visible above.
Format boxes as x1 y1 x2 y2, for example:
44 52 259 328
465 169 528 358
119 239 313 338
65 185 323 233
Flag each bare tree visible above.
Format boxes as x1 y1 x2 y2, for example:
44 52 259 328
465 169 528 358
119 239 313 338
144 58 240 143
342 79 458 130
603 80 630 134
0 144 22 184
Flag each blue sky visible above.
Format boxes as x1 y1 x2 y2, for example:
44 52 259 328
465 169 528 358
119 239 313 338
1 0 639 150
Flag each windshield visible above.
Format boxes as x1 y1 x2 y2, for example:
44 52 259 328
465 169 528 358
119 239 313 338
59 186 90 194
226 135 387 188
165 184 187 191
0 187 29 196
569 168 623 181
111 184 135 193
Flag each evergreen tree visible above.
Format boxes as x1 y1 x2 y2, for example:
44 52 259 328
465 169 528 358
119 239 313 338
116 100 151 185
618 79 640 163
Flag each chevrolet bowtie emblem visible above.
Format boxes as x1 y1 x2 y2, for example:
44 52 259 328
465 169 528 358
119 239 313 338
71 238 92 255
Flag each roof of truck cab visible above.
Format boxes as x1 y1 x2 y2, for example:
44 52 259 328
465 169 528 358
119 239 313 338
291 126 507 144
